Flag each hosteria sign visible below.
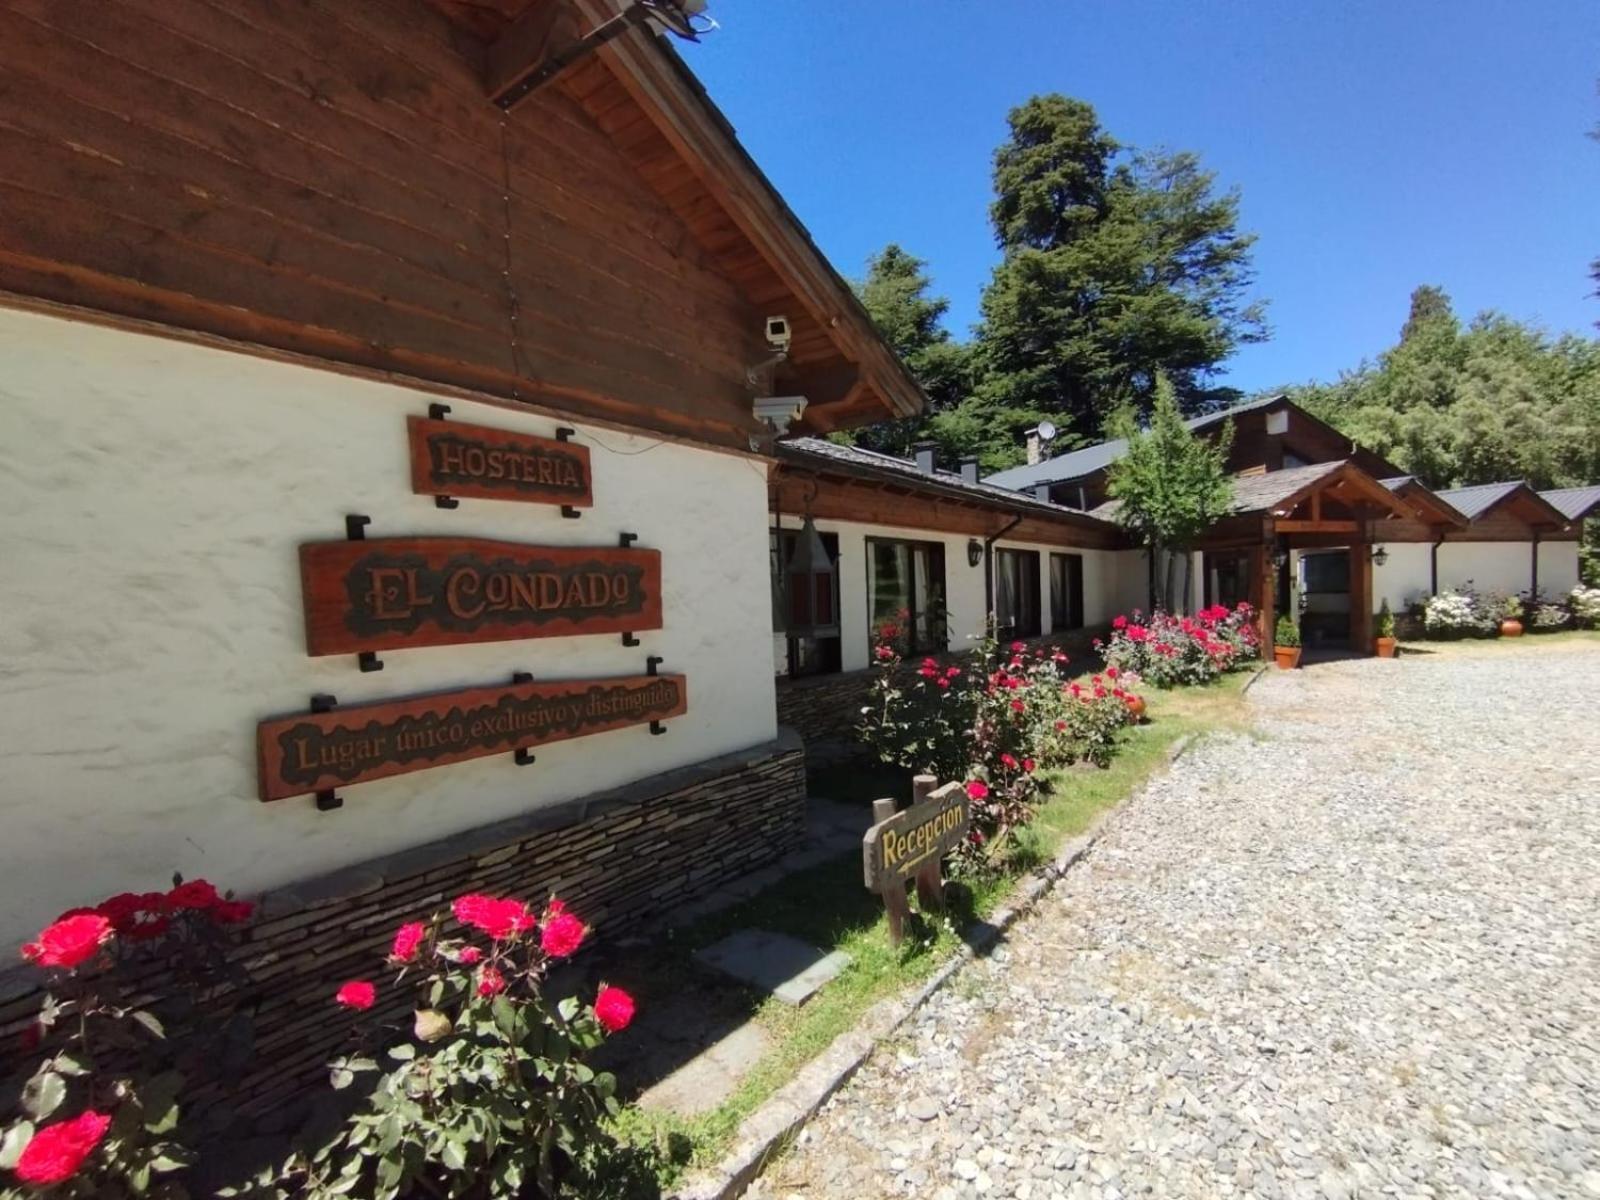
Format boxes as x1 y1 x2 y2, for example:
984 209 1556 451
300 537 663 656
258 674 688 801
407 415 593 508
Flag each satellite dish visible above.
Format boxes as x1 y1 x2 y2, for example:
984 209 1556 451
1036 420 1058 443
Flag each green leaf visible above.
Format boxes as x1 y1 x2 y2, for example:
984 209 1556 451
387 1043 415 1061
22 1071 65 1120
0 1122 35 1170
52 1054 89 1077
440 1139 467 1171
329 1067 354 1091
131 1010 167 1039
150 1150 192 1173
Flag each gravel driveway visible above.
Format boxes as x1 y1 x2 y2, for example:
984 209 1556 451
748 640 1600 1200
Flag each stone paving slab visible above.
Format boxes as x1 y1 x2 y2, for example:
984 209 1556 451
695 929 852 1006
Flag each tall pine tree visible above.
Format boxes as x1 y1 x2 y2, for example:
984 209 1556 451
955 95 1264 468
845 245 972 457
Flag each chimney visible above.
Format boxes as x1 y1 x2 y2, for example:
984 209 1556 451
1026 429 1043 465
959 457 980 485
912 441 937 474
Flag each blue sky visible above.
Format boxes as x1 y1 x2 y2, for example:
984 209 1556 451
681 1 1600 393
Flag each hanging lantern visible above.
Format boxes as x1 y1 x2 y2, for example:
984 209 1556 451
782 514 838 637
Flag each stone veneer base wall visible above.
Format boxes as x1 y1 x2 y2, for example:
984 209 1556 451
778 627 1110 764
0 732 805 1120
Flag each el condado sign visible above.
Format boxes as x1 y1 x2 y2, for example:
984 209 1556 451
300 538 663 657
407 416 593 508
257 674 688 801
863 780 971 890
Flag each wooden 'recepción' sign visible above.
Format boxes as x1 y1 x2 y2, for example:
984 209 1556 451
257 674 688 801
863 777 971 946
408 416 593 508
300 538 663 657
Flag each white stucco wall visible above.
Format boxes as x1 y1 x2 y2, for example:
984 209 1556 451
772 517 1124 673
0 306 776 946
1538 541 1582 598
1437 542 1537 597
1373 543 1434 613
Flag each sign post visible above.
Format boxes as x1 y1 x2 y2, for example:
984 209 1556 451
862 775 971 947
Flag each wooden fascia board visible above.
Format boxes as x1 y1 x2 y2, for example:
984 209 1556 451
1392 481 1469 529
485 0 583 104
574 6 924 420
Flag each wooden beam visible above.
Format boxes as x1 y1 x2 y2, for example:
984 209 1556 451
781 362 863 409
1349 544 1373 652
1275 519 1360 534
485 1 585 106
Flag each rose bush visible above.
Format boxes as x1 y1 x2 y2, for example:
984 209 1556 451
233 894 633 1200
1098 603 1259 687
1572 584 1600 628
1422 587 1498 638
861 629 1139 867
2 876 256 1199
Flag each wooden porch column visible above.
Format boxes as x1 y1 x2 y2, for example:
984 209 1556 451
1250 543 1274 660
1349 543 1373 652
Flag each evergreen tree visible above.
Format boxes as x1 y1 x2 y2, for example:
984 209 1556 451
950 95 1264 468
1106 375 1236 611
844 245 972 458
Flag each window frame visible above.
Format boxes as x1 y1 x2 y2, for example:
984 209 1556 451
1049 552 1085 632
770 526 843 678
994 547 1042 642
865 536 948 656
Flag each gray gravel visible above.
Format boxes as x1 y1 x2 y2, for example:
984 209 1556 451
748 640 1600 1199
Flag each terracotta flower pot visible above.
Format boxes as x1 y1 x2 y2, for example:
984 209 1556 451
1500 619 1524 638
1124 694 1146 722
1273 645 1302 670
1374 637 1398 659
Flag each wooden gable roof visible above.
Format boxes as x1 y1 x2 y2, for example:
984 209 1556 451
0 0 919 451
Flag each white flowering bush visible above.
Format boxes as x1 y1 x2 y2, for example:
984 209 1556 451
1572 585 1600 629
1422 589 1496 638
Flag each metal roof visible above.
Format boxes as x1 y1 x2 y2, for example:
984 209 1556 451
1088 460 1346 522
1539 486 1600 522
984 393 1289 491
1433 481 1530 520
775 438 1122 534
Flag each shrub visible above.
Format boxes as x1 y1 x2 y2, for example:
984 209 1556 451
861 630 1137 867
1572 584 1600 628
1376 600 1396 640
1100 604 1260 688
1531 602 1571 631
1422 588 1497 638
1 878 256 1198
236 896 633 1200
1273 614 1300 648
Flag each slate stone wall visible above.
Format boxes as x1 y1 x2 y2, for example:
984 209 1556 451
0 732 805 1119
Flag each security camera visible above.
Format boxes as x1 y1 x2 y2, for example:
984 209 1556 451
764 315 792 353
753 395 808 436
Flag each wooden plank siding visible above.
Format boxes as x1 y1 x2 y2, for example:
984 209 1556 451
0 0 821 449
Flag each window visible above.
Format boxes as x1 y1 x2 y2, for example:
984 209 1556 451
994 548 1041 641
770 528 842 677
1205 551 1252 610
866 538 947 654
1302 551 1350 594
1049 553 1085 631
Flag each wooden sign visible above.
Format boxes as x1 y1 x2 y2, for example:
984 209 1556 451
408 416 593 508
258 673 688 801
863 777 971 946
300 538 663 657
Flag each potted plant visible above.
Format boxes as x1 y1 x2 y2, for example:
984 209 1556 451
1374 600 1398 658
1499 595 1525 638
1273 614 1302 670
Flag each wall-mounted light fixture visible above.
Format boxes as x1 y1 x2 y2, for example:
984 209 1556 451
1371 545 1389 568
967 539 984 568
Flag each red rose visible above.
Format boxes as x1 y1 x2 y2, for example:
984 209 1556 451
212 899 254 925
1023 758 1036 773
13 1110 112 1186
1105 666 1119 680
945 666 961 678
476 966 506 997
594 986 635 1033
937 678 951 690
23 913 113 970
457 947 483 965
97 892 171 942
1001 753 1018 770
1112 615 1127 630
965 780 989 801
540 912 586 959
335 980 376 1010
1054 720 1067 732
452 894 533 940
1010 699 1025 713
166 879 220 911
1010 641 1026 652
391 921 426 963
